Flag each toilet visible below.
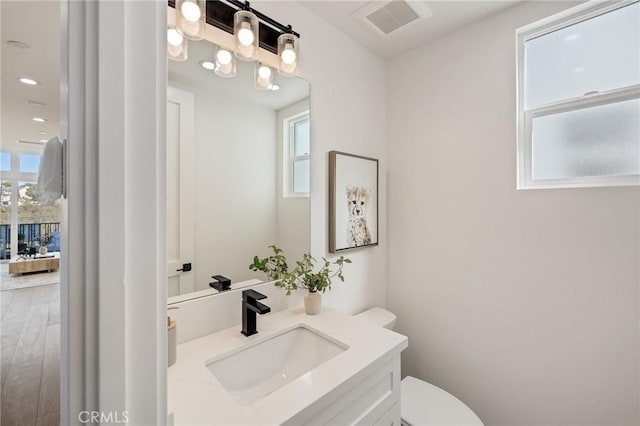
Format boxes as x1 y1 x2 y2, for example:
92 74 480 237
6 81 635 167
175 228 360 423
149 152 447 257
355 308 484 426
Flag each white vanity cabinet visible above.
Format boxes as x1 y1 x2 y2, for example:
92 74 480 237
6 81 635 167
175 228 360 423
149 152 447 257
168 308 408 426
285 356 401 426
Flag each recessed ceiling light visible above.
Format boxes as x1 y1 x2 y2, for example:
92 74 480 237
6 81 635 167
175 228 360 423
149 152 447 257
40 131 48 135
26 99 46 106
32 117 47 122
6 40 30 49
271 84 280 91
200 60 215 70
17 140 45 145
19 77 39 86
40 139 48 143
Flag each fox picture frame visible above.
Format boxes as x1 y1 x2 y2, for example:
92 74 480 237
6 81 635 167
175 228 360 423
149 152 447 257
329 151 379 253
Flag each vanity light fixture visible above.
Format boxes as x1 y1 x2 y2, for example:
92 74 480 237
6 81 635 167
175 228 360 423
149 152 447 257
214 46 237 78
176 0 205 40
234 8 259 61
167 27 188 61
277 32 298 76
169 0 301 73
254 63 274 90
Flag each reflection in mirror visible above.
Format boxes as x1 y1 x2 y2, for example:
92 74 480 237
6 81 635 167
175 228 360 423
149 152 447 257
167 40 310 301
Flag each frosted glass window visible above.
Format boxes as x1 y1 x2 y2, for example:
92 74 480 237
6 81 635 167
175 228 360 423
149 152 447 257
293 159 310 194
532 98 640 180
517 1 640 189
0 152 10 172
293 118 310 156
525 2 640 108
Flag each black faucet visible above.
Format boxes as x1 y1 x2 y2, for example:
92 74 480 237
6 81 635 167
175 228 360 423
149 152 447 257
241 289 271 337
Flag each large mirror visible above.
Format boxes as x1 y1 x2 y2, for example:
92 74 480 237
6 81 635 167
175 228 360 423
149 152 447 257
167 40 310 301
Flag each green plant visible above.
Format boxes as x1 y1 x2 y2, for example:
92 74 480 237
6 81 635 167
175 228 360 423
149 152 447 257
249 245 352 295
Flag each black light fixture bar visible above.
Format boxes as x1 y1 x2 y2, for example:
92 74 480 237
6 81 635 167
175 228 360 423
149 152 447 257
225 0 300 39
168 0 300 55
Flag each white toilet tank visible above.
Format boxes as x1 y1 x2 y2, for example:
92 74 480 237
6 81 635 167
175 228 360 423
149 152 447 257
354 307 397 329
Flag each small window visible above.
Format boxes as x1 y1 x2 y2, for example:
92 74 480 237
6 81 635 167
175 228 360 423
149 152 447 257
0 152 11 172
284 112 310 197
19 153 41 174
517 1 640 189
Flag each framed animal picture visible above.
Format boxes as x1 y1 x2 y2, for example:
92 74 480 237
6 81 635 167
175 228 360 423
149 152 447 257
329 151 379 253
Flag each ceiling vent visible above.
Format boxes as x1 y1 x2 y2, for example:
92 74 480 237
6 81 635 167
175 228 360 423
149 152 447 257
353 0 432 38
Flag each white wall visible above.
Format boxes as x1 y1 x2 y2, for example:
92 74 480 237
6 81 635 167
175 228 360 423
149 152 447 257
169 80 278 289
254 0 389 314
387 2 639 425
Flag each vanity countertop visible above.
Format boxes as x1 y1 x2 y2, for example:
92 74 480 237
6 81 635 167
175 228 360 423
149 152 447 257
168 307 408 425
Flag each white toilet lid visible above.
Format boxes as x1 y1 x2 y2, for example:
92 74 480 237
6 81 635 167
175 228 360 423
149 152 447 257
401 376 483 426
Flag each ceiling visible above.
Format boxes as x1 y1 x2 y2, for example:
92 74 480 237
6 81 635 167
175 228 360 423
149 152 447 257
0 0 521 155
169 39 310 110
299 0 522 60
1 1 60 154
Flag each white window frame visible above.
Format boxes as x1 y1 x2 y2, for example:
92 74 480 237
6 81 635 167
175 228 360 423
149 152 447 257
516 0 640 190
283 110 310 198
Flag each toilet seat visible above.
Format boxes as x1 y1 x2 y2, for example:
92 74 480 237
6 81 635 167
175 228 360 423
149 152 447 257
401 376 483 426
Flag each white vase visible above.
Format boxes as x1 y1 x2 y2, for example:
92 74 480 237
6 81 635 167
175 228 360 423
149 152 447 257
304 291 322 315
39 246 48 255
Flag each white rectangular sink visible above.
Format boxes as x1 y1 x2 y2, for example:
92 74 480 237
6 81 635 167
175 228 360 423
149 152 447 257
206 325 347 405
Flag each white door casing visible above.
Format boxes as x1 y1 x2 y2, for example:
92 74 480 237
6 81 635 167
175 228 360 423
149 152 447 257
167 86 195 296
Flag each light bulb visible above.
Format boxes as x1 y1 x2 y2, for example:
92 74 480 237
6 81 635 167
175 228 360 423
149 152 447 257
281 47 296 65
216 49 232 65
258 65 272 80
167 28 184 47
237 22 255 46
180 1 201 22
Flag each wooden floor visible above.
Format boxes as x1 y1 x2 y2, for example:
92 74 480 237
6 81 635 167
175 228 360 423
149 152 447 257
1 283 60 426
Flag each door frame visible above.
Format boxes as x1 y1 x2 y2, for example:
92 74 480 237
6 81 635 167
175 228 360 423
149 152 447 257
167 86 195 296
63 1 168 424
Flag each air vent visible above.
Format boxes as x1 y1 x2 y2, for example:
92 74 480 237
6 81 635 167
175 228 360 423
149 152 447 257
353 0 432 38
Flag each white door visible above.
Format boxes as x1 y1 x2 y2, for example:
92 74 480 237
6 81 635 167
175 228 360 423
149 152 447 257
167 86 195 297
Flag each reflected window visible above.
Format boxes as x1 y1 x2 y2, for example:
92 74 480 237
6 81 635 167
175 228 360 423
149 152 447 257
517 1 640 188
284 112 310 197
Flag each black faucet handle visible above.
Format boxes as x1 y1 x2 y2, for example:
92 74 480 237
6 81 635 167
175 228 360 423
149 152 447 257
242 289 267 302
